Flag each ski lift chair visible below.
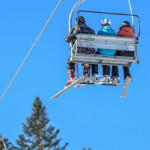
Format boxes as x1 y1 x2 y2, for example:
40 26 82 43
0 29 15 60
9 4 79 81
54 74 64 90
70 10 140 67
51 2 141 99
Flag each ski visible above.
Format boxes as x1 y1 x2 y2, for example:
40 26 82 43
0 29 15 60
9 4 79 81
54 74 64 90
121 77 132 97
74 77 94 88
98 81 120 86
75 79 121 88
51 75 87 99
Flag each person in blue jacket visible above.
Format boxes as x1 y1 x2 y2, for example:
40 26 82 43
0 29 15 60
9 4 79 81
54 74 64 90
97 18 118 83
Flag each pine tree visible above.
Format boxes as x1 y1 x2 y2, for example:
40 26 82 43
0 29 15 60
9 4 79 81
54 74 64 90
16 97 68 150
0 135 14 150
83 147 91 150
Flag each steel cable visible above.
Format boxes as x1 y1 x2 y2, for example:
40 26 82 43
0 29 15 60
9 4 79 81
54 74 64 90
0 0 62 102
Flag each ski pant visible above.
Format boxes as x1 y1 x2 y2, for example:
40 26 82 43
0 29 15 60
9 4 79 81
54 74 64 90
102 65 110 76
67 48 98 75
102 65 115 77
112 51 134 79
67 56 75 70
67 56 98 75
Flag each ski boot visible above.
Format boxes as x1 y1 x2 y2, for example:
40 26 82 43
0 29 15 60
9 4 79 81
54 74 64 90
83 64 90 77
81 64 90 84
111 76 120 84
124 76 132 85
100 75 110 83
92 74 98 83
66 69 75 86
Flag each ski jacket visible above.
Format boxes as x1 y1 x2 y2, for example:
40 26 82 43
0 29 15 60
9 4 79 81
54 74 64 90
117 27 135 57
97 26 116 56
65 24 95 43
117 27 135 38
65 24 95 54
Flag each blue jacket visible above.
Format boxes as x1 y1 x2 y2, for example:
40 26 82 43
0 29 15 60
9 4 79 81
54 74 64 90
97 26 116 55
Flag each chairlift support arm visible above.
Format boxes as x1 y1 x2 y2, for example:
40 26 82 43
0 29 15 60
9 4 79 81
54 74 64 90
128 0 135 33
69 0 85 32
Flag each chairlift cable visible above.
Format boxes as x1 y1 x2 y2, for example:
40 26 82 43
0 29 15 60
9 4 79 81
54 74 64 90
0 0 62 102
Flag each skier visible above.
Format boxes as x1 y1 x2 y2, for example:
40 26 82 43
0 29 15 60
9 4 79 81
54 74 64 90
111 21 135 83
97 19 116 82
65 16 98 86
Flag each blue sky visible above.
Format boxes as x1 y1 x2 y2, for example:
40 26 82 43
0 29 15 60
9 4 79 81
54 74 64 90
0 0 149 149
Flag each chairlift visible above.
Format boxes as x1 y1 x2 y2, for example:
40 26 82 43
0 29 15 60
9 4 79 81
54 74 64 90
51 0 140 99
70 10 140 67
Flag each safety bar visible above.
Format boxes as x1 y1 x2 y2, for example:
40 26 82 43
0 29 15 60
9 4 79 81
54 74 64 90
77 10 140 39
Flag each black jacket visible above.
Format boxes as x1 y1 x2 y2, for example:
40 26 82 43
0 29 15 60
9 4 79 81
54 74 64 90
65 24 95 43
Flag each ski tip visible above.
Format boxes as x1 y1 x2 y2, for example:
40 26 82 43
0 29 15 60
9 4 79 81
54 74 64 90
121 95 126 98
50 97 57 99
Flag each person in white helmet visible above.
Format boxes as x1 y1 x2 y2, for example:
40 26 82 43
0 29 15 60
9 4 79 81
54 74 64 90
97 19 117 83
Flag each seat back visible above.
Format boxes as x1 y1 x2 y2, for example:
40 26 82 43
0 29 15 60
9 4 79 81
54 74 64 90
70 34 139 67
76 34 138 52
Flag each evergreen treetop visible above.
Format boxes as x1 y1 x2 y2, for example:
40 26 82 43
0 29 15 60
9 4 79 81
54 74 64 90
16 97 68 150
83 147 91 150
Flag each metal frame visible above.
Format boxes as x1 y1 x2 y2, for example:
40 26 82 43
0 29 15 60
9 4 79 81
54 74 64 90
68 0 140 67
69 9 140 66
51 0 139 99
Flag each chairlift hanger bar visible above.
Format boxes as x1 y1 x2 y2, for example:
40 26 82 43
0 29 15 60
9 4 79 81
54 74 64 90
128 0 135 33
69 0 85 31
69 0 85 49
77 10 140 39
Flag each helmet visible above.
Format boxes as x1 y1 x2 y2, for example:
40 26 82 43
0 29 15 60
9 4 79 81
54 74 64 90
75 16 85 25
120 21 131 28
101 18 111 26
